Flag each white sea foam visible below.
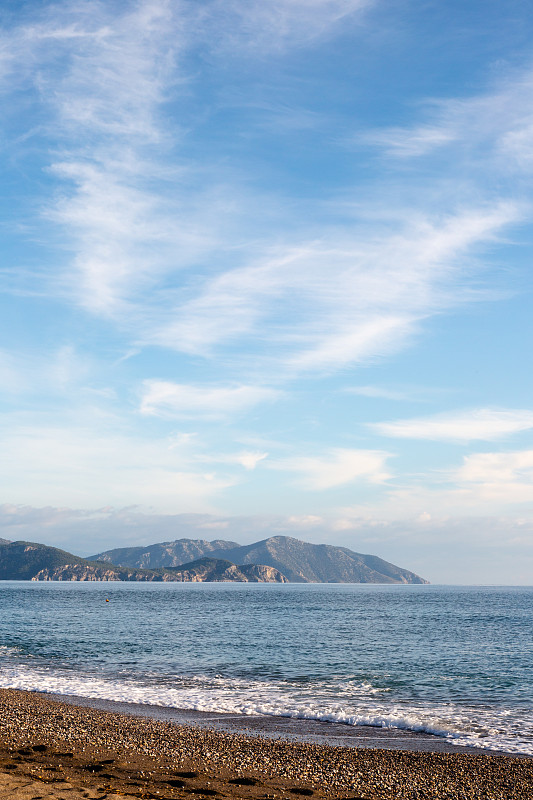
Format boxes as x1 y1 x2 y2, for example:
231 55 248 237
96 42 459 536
1 663 532 756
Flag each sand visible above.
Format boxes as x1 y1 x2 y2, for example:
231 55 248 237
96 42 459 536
0 689 531 800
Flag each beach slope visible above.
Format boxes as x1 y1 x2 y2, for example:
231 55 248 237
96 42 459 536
0 690 531 799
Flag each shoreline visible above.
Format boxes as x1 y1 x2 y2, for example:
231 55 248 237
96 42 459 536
47 691 514 756
0 689 532 799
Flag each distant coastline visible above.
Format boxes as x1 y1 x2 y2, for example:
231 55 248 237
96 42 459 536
0 535 428 584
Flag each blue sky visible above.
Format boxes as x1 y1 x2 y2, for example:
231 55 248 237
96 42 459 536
1 0 533 583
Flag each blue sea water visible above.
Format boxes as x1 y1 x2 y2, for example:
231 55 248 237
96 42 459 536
0 582 532 755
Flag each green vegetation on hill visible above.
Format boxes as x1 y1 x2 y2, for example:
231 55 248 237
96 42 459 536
0 541 84 580
0 541 287 582
91 538 239 569
93 535 428 584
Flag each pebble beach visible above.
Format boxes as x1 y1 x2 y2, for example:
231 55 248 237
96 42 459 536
0 689 531 800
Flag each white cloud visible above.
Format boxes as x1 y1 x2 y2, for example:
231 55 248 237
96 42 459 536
0 1 235 319
0 350 26 395
454 450 533 504
234 451 269 470
365 62 533 176
288 316 414 372
332 445 533 522
345 385 412 400
372 408 533 442
0 0 378 337
148 202 520 372
0 344 98 402
197 450 270 470
25 1 175 141
1 1 526 383
203 0 372 51
0 421 237 513
0 2 178 315
271 448 391 490
366 125 458 158
197 519 230 530
140 380 281 419
287 514 324 527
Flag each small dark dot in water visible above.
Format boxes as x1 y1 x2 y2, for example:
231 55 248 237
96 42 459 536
32 745 48 752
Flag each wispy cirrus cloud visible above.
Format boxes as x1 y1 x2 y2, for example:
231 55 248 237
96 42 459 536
0 0 377 331
147 201 520 372
365 63 533 175
7 0 181 141
202 0 373 51
345 385 415 401
271 448 391 490
366 125 458 159
0 1 183 313
372 408 533 442
191 450 270 471
0 343 97 402
140 380 281 419
1 0 527 385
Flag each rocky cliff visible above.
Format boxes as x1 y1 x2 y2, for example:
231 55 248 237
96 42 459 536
162 557 288 583
32 564 162 581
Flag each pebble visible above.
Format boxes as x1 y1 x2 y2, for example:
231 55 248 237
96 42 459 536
0 689 531 799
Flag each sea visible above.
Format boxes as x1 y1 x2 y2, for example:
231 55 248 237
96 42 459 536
0 582 531 756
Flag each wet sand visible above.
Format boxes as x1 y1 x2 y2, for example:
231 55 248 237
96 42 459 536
47 693 505 755
0 688 532 800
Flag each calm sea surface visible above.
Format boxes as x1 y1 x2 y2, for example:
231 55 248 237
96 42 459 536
0 582 531 755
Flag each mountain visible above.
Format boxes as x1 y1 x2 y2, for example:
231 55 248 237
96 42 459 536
0 541 287 583
162 557 287 583
93 535 428 584
0 540 89 580
90 538 239 568
214 537 427 583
